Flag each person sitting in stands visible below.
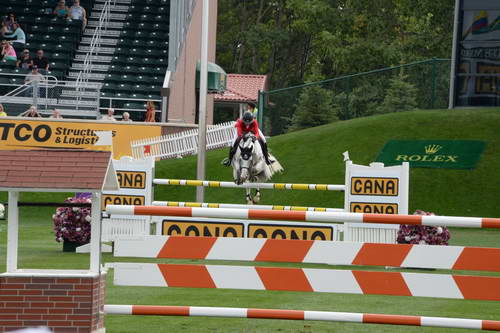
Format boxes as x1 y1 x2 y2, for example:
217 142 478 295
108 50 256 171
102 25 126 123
25 105 41 118
16 49 32 70
145 101 155 122
122 112 132 122
32 50 50 74
68 0 87 29
103 108 116 121
50 109 63 119
3 22 26 47
0 104 7 117
53 0 69 18
1 13 16 36
1 40 16 62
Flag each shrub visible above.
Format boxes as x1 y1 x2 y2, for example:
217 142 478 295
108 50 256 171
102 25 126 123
397 210 450 245
53 195 92 245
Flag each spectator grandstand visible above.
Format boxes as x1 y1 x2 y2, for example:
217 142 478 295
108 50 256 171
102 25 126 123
0 0 169 120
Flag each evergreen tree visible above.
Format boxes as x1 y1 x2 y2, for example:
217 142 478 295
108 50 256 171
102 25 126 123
288 85 335 132
377 74 418 114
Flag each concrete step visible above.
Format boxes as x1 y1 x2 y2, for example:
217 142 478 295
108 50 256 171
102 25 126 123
81 37 118 45
71 63 110 71
58 99 99 107
68 71 106 80
61 89 102 97
75 54 113 62
87 20 125 28
77 46 116 54
90 12 126 20
83 29 122 37
95 0 132 3
94 4 129 12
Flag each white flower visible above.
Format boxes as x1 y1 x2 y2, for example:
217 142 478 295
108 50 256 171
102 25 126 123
436 227 443 234
405 236 411 242
76 228 81 232
52 214 56 219
61 227 66 231
57 237 63 242
85 215 91 222
73 207 79 212
419 240 426 244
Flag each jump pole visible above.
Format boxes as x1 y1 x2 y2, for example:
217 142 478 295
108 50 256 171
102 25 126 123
152 200 344 212
153 179 345 191
106 205 500 229
104 305 500 331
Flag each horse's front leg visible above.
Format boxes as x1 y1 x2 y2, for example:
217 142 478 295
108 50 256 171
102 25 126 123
253 188 261 203
246 187 253 205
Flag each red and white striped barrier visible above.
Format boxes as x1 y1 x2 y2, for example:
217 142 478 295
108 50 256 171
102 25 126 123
106 205 500 229
103 305 500 331
113 263 500 301
114 236 500 272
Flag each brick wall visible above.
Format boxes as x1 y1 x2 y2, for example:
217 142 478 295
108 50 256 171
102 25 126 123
0 273 106 333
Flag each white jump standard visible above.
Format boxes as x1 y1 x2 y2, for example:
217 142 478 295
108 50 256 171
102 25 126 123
153 179 345 191
106 205 500 229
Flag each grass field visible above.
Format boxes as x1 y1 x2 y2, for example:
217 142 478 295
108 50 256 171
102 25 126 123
1 108 500 332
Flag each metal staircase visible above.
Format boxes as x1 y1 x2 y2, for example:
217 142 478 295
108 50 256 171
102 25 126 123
60 0 132 117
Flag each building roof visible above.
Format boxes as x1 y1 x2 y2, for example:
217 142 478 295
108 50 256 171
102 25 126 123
213 74 267 103
0 149 118 192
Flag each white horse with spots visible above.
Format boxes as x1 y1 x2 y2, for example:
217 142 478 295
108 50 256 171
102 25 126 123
232 133 283 204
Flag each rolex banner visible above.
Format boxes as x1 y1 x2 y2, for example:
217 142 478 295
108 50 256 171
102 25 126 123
376 140 485 169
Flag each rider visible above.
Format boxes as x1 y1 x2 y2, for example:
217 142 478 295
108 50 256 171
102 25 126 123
223 111 272 166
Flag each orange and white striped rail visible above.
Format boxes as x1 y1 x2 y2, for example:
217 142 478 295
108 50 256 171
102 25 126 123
153 178 346 191
106 205 500 229
113 263 500 301
114 236 500 272
152 200 344 212
104 304 500 331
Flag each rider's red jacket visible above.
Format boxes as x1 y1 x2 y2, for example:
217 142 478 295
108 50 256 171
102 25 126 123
235 119 260 138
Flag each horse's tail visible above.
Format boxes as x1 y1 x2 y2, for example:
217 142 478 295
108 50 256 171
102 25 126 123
268 154 284 175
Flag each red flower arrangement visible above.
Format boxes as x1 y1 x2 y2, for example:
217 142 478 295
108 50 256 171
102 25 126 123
397 210 451 245
53 195 92 245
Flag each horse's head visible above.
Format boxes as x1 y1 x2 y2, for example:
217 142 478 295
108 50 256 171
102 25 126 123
237 136 254 184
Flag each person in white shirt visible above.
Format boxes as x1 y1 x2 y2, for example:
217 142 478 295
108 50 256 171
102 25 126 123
68 0 87 29
4 22 25 46
122 112 133 122
103 108 116 121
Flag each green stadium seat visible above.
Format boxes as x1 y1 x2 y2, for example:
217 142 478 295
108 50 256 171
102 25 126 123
108 64 123 73
104 74 120 83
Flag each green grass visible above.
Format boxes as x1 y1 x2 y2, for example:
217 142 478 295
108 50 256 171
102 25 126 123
1 108 500 332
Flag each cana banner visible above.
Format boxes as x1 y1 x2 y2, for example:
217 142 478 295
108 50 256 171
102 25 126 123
0 118 161 159
376 140 485 169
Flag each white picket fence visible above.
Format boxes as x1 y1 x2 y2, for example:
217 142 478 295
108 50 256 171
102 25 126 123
131 121 236 159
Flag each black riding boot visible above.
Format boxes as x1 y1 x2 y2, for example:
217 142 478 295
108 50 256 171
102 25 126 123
224 137 241 166
259 139 272 165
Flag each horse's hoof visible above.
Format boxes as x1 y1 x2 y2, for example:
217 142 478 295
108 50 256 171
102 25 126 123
253 196 260 204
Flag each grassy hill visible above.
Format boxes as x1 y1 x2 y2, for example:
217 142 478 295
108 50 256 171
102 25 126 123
1 108 500 332
156 108 500 218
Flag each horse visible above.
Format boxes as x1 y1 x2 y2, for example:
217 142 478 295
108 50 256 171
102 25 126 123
232 133 283 204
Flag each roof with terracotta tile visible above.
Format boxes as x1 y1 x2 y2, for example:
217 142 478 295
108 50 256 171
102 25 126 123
0 149 112 191
213 74 267 103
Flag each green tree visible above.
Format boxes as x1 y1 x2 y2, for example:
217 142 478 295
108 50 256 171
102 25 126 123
288 85 335 132
377 74 418 114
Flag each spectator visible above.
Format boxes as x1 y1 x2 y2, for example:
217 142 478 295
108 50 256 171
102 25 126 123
68 0 87 29
1 40 16 62
3 22 26 47
103 108 116 121
50 109 63 119
122 112 132 122
53 0 69 18
247 102 258 117
16 49 32 70
145 100 155 122
25 105 41 118
0 104 7 117
32 50 49 73
24 66 45 96
2 13 16 35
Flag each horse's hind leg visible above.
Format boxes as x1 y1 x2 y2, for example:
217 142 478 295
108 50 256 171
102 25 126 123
253 188 261 203
246 188 253 205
